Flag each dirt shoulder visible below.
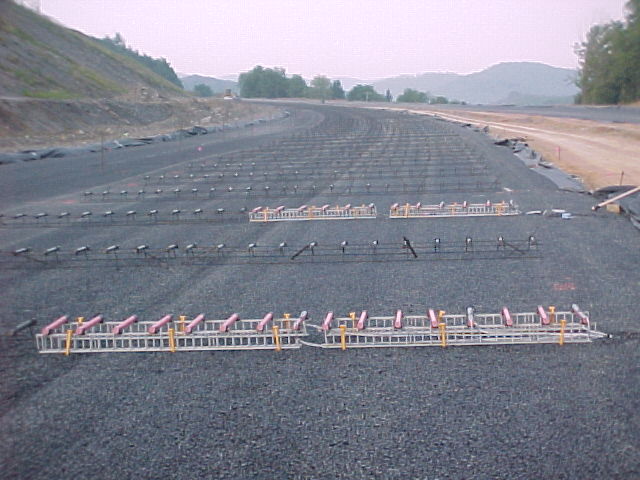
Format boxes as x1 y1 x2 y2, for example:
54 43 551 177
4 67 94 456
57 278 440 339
0 97 280 153
381 105 640 190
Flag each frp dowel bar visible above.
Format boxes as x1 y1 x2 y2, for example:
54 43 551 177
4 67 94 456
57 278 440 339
76 315 102 335
572 304 589 326
113 315 138 334
219 313 240 332
293 311 308 330
394 310 403 329
256 312 274 332
148 315 172 334
356 311 368 331
41 315 69 335
428 309 438 328
592 185 640 211
322 311 334 331
185 314 205 334
502 307 513 327
537 306 549 325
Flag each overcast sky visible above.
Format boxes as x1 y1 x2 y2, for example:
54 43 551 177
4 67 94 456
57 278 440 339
39 0 628 80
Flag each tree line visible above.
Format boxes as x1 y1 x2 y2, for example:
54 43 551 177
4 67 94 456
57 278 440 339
239 66 346 100
238 66 459 103
576 0 640 104
99 33 183 89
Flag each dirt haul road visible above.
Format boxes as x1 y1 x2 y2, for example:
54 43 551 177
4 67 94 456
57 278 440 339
393 107 640 190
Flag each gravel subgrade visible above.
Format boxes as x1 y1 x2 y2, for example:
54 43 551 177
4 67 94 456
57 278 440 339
0 105 639 479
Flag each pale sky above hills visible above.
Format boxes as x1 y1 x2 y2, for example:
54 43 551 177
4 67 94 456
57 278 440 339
39 0 627 80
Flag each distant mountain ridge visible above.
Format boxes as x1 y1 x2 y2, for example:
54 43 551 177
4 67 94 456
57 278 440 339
343 63 578 105
180 75 238 94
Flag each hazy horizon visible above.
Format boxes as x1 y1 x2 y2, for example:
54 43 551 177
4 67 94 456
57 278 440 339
36 0 627 80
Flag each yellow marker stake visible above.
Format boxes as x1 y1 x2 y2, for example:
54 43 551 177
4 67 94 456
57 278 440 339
349 312 356 329
272 325 281 351
263 210 268 222
340 325 347 350
179 315 186 333
438 310 446 323
549 306 556 324
559 320 566 346
168 328 176 353
283 313 291 330
439 323 447 348
64 329 73 356
404 203 410 218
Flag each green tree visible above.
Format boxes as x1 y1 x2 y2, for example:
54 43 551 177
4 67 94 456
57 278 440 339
346 84 385 101
239 66 289 98
331 80 346 99
396 88 429 103
309 75 331 100
287 74 308 97
193 84 213 97
430 95 449 104
576 0 640 104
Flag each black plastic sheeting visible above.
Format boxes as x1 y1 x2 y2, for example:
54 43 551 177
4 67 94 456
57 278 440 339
0 117 278 164
615 190 640 230
493 137 585 192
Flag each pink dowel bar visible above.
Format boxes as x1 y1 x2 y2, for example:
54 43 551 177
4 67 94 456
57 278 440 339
322 312 334 331
463 201 468 208
274 206 285 214
321 204 330 211
297 205 308 212
502 307 513 327
112 315 138 334
572 304 589 326
537 306 549 325
391 203 399 209
293 311 308 330
76 315 103 335
356 311 368 331
415 202 422 209
394 310 403 329
148 314 172 334
256 312 273 332
184 314 205 334
219 313 239 332
344 204 351 209
428 309 438 328
41 315 69 336
251 206 263 214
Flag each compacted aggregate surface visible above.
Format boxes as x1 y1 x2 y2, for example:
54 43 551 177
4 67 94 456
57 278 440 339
0 104 638 479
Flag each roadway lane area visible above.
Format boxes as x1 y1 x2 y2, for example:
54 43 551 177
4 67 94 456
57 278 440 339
1 105 638 479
